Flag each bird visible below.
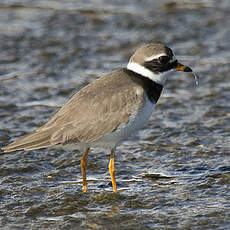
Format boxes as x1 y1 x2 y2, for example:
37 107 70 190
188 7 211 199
1 43 194 193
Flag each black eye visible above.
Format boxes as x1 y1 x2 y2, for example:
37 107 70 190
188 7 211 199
158 56 170 64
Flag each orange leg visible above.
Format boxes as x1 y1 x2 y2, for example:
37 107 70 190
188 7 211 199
108 151 117 192
81 147 90 192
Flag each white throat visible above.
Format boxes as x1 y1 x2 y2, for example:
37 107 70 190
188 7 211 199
127 61 167 85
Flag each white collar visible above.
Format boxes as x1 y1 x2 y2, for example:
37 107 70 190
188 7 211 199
127 62 166 85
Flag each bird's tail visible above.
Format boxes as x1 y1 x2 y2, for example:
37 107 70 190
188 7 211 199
1 129 54 153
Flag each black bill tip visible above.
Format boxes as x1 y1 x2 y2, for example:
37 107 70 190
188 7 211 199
176 63 193 72
176 62 198 86
183 66 193 72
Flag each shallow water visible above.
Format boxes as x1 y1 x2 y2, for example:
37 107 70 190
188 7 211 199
0 0 230 229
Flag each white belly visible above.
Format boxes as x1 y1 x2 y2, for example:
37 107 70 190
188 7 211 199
91 97 155 150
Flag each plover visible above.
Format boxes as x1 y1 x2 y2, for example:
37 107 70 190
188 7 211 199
1 43 195 193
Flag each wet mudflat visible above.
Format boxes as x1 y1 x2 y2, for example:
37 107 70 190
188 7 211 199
0 0 230 229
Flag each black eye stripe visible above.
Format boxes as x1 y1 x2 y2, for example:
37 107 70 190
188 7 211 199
158 56 170 64
170 60 178 68
144 58 178 73
144 56 171 65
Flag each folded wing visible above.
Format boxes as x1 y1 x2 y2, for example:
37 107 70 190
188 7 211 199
2 69 145 153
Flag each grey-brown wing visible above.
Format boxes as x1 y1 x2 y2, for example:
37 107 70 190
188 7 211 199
46 82 145 144
2 69 145 152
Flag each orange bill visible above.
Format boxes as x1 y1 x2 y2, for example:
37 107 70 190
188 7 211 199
176 63 193 72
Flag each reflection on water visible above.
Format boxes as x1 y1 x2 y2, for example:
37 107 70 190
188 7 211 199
0 0 230 229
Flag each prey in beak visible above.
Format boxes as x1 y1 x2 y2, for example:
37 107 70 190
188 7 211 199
176 62 199 86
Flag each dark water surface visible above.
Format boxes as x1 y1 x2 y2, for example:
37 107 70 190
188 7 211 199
0 0 230 229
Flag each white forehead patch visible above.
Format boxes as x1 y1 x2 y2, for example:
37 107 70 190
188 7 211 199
145 53 167 62
145 53 177 63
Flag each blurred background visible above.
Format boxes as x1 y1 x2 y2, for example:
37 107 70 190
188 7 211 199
0 0 229 229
